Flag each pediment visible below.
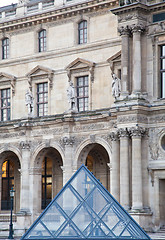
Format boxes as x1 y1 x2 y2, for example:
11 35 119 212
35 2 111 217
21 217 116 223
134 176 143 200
66 58 95 71
107 50 121 63
27 65 54 78
107 51 121 72
0 72 16 94
0 72 16 82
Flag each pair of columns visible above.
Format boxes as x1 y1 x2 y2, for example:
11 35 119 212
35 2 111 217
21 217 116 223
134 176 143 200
110 127 146 211
118 24 145 97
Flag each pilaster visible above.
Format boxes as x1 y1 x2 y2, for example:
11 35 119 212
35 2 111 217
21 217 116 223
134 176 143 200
118 128 130 210
109 132 120 202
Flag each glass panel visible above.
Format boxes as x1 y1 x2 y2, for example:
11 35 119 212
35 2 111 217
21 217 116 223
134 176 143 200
25 222 52 239
162 72 165 98
56 187 80 216
162 45 165 56
41 204 66 234
71 170 96 198
86 188 110 215
58 223 80 237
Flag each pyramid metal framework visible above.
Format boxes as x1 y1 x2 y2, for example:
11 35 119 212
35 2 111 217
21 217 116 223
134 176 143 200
21 165 151 240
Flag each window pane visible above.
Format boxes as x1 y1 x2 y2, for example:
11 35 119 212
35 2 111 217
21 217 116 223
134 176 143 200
37 83 48 116
162 72 165 98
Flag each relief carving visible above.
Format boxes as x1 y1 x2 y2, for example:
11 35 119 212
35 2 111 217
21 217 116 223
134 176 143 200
60 136 75 146
149 142 159 160
129 126 146 137
118 128 129 138
20 141 31 149
109 132 119 141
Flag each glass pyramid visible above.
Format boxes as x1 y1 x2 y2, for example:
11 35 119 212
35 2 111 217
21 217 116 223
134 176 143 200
21 165 151 240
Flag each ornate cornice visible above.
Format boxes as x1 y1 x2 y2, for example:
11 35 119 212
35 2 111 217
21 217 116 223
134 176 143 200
0 0 117 32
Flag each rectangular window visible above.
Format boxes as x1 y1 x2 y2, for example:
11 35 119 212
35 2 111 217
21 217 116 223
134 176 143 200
160 45 165 98
39 30 46 52
2 38 9 59
78 21 87 44
37 83 48 117
76 76 88 112
0 88 10 121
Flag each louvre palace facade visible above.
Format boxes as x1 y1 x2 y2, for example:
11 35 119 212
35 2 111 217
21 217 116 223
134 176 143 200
0 0 164 236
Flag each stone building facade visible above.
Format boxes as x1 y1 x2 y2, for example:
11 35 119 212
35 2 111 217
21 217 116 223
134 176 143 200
0 0 164 236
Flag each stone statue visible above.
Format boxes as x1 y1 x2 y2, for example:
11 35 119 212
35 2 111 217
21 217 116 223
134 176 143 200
67 82 76 111
18 0 29 6
25 90 33 117
112 73 121 99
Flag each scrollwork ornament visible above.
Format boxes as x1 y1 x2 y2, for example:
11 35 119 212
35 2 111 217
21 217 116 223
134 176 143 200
118 128 129 138
118 25 131 36
131 23 146 33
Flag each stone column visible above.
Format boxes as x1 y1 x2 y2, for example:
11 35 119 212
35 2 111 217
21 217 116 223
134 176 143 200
109 132 120 202
132 24 145 95
61 136 75 184
29 167 42 221
129 126 145 211
19 141 31 213
119 128 130 210
118 26 130 97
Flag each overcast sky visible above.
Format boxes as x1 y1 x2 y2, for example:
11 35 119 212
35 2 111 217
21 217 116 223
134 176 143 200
0 0 18 7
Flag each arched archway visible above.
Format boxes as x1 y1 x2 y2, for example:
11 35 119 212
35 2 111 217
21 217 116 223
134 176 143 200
0 151 21 213
31 147 63 213
78 143 110 191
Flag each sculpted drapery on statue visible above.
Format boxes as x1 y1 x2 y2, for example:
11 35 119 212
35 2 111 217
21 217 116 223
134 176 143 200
112 73 121 99
25 90 33 117
67 82 77 112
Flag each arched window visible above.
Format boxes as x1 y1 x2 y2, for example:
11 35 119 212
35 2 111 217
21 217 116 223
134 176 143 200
42 157 52 209
2 38 9 59
1 160 14 210
38 29 46 52
78 20 87 44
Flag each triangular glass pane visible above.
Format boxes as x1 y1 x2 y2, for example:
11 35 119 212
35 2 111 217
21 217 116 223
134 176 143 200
71 168 96 198
41 204 66 234
56 187 81 216
121 229 132 237
86 187 110 215
102 206 120 230
126 222 149 239
25 222 52 239
58 223 81 237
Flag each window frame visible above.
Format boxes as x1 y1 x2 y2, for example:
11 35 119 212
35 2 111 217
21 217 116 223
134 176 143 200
38 29 46 52
37 82 48 117
76 75 89 112
78 20 87 44
2 38 9 60
160 44 165 98
0 88 11 121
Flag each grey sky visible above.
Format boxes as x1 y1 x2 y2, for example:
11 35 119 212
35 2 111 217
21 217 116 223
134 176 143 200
0 0 18 7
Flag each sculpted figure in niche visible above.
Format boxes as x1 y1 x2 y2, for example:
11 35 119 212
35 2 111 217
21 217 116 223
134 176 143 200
67 82 76 111
25 90 33 117
112 73 121 99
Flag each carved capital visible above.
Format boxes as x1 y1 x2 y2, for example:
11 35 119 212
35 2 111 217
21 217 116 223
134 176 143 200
20 141 31 149
109 132 119 141
118 128 129 138
129 126 146 138
118 25 131 36
131 24 146 33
